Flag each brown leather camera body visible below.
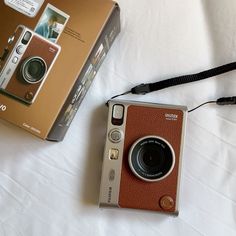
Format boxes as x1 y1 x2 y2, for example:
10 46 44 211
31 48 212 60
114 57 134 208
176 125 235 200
119 104 186 214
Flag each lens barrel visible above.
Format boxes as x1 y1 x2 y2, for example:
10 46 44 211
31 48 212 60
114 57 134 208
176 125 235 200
21 57 47 84
129 136 175 182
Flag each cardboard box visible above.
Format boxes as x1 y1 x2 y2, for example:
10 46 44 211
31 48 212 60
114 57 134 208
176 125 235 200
0 0 120 141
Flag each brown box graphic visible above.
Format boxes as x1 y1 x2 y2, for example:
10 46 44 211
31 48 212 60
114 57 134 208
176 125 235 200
0 0 120 141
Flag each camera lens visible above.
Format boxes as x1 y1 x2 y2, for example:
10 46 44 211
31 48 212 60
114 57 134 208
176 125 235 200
129 136 175 182
141 147 164 169
21 57 47 84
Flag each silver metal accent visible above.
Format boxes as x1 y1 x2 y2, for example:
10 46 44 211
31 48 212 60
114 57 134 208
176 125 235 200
128 135 176 182
174 109 187 213
112 99 188 111
0 26 27 88
99 101 128 207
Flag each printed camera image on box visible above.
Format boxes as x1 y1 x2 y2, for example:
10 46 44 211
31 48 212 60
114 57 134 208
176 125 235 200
0 25 61 104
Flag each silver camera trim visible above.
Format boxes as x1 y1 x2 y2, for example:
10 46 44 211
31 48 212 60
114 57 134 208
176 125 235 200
99 99 187 213
0 26 28 89
99 100 128 207
128 135 176 182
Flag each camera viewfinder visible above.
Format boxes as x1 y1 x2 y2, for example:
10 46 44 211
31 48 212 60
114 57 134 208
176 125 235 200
112 104 124 126
21 31 32 45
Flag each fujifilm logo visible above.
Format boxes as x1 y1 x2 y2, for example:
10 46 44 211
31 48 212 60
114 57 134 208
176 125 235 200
165 113 178 121
0 104 7 112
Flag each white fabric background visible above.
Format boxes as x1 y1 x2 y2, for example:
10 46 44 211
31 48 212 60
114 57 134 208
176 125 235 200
1 0 236 235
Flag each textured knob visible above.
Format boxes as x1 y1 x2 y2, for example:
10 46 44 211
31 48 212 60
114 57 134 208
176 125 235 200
25 91 34 101
159 196 175 210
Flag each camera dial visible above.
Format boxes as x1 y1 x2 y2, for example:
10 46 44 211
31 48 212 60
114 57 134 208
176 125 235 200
16 45 25 55
128 136 175 182
7 35 15 44
109 128 123 143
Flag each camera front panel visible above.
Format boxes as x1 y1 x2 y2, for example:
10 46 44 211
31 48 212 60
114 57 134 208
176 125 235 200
0 26 60 104
99 100 187 214
119 104 186 213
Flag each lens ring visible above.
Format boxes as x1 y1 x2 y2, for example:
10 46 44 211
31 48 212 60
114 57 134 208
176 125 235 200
128 136 175 182
21 57 47 84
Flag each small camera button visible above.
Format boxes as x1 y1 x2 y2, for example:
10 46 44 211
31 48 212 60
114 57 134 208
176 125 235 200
16 45 24 55
12 56 18 64
160 196 175 210
109 129 123 143
24 91 34 101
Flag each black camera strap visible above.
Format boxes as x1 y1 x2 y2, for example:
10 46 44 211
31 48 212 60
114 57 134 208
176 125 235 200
108 61 236 111
131 61 236 95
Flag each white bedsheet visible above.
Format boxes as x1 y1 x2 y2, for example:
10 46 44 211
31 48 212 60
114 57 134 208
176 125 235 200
1 0 236 235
